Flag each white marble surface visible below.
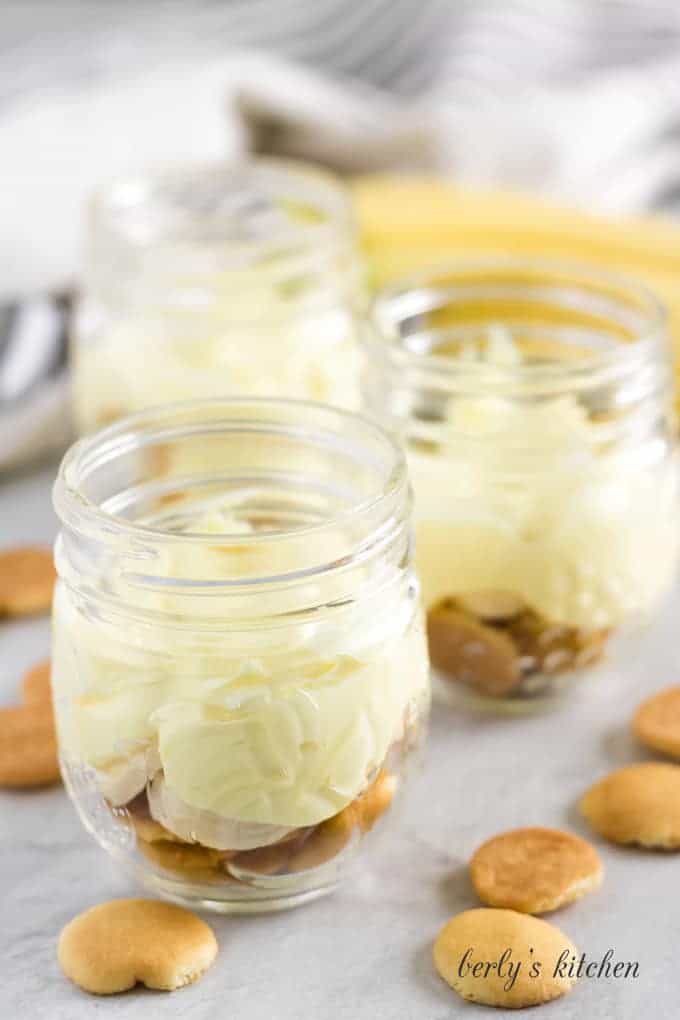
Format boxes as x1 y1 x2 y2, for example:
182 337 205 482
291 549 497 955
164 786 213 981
1 459 679 1019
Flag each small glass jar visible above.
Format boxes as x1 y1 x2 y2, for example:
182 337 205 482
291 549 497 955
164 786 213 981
363 259 680 707
72 159 365 433
51 398 429 912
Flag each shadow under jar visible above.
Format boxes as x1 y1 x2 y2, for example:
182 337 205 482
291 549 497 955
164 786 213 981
72 159 365 433
51 399 429 912
363 259 680 709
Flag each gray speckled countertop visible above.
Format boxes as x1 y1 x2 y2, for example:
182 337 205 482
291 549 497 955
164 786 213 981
1 459 678 1020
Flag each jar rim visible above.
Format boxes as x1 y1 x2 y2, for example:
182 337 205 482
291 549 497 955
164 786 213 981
368 255 669 389
89 157 354 256
53 396 408 559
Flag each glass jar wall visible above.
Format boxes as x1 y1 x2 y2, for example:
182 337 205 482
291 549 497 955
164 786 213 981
51 399 429 912
363 259 680 707
72 160 365 432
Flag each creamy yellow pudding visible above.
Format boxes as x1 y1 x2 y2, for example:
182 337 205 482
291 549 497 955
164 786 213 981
412 330 679 631
73 302 361 430
52 508 428 833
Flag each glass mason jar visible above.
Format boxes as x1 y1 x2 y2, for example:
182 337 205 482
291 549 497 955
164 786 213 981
51 399 429 912
363 259 680 708
72 159 365 433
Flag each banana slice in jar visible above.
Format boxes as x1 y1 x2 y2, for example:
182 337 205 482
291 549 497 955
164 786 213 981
147 773 295 851
96 745 162 807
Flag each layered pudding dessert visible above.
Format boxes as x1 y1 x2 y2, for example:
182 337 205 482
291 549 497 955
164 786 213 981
366 258 679 704
53 504 428 888
72 161 364 433
409 328 679 698
51 401 429 907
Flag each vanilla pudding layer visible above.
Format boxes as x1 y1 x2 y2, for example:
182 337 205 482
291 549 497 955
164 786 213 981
52 439 428 848
73 306 361 432
412 388 679 630
390 324 679 631
52 576 427 837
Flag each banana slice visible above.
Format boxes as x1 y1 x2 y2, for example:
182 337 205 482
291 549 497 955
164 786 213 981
97 746 162 807
148 773 294 851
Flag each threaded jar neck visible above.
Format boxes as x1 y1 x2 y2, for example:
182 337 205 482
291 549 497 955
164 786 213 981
53 398 412 627
85 158 363 313
364 258 673 451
